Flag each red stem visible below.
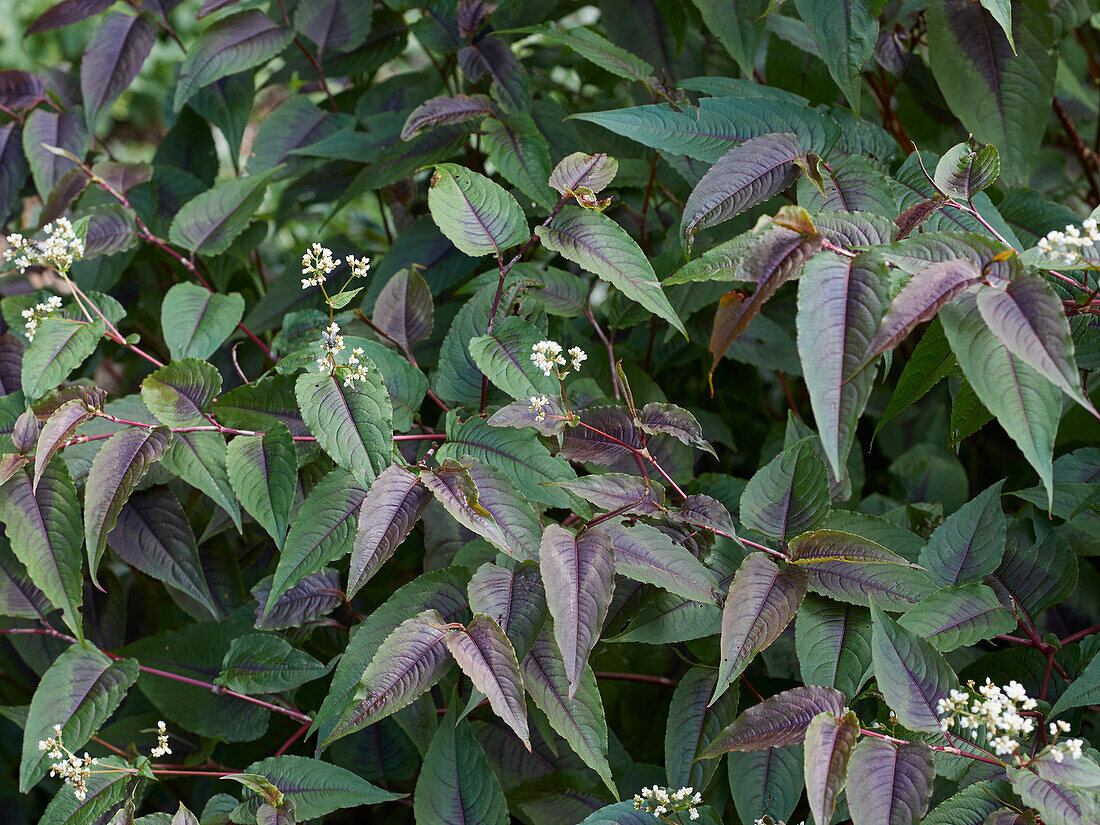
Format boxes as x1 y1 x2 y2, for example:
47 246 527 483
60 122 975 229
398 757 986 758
595 671 677 687
274 721 312 757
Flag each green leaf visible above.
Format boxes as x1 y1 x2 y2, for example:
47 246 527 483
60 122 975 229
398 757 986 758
873 318 957 439
247 95 353 175
870 601 957 733
922 779 1012 825
899 583 1014 652
535 206 685 336
548 152 619 197
21 318 105 400
481 114 555 210
740 439 830 545
941 291 1060 508
160 283 245 361
414 709 509 825
348 464 430 597
84 425 171 587
468 316 561 400
801 156 895 218
20 643 138 791
296 367 392 488
173 11 294 112
264 468 366 616
665 667 737 792
141 358 221 428
688 0 767 76
168 170 274 257
713 552 806 705
846 737 935 825
925 0 1054 181
605 520 722 605
792 0 878 114
1051 647 1100 716
226 423 296 549
34 398 96 493
934 142 1001 200
468 561 547 663
527 23 653 82
293 0 373 58
427 163 529 258
803 710 859 825
728 746 804 825
698 685 846 758
795 594 873 700
161 430 242 529
989 529 1077 618
215 633 327 694
235 755 400 821
919 479 1006 586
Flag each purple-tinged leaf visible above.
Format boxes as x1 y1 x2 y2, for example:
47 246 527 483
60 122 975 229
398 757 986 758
522 628 616 795
428 162 529 258
0 538 50 620
141 358 221 428
0 460 83 638
803 710 859 825
681 133 801 244
857 259 981 371
977 277 1096 414
1030 751 1100 789
80 12 156 130
252 568 342 630
788 529 912 566
712 553 806 705
168 170 274 256
84 425 171 588
173 11 294 111
698 685 846 758
802 156 895 217
34 399 94 493
1008 767 1083 825
539 524 615 699
26 0 113 35
740 440 830 546
293 0 373 59
348 465 429 597
40 168 90 224
108 487 219 619
488 395 569 437
233 755 401 821
0 124 29 222
728 745 805 825
325 609 453 747
551 474 666 516
814 211 895 248
21 107 88 198
469 561 547 662
799 554 936 611
414 709 508 825
401 94 493 141
482 112 555 210
795 595 873 700
19 643 138 792
91 160 152 193
875 232 1017 279
796 251 886 476
549 152 619 196
985 809 1038 825
459 36 530 113
372 268 434 352
0 70 46 108
671 494 735 537
846 737 934 825
870 601 957 733
639 402 716 457
226 423 297 550
215 634 326 695
423 460 508 558
559 405 643 465
79 203 137 257
446 614 530 749
162 283 246 362
919 479 1006 586
934 142 1000 201
989 530 1076 623
605 520 721 606
666 666 737 791
197 0 240 18
247 96 353 174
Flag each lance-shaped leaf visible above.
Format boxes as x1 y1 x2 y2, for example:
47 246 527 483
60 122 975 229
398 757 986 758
788 529 913 566
446 614 530 748
0 537 50 620
551 474 666 517
107 487 218 619
348 465 430 597
79 204 136 257
559 405 643 465
989 529 1077 621
489 395 570 437
919 479 1006 586
977 277 1095 413
666 667 737 791
522 628 616 795
712 553 806 705
797 251 886 476
934 142 1001 200
254 568 342 631
804 711 859 825
84 425 170 587
0 70 45 108
168 170 274 257
428 163 528 258
80 11 155 130
699 685 846 759
162 430 242 529
34 399 95 492
846 737 934 825
1031 751 1100 789
870 601 957 733
922 779 1013 825
296 367 392 488
226 423 296 549
539 525 615 699
264 468 366 616
20 643 138 791
325 609 452 747
1008 768 1083 825
293 0 373 57
469 561 547 662
536 206 685 336
161 283 245 361
549 152 619 197
173 10 293 111
482 113 555 210
688 0 767 77
681 133 801 245
459 34 530 112
469 316 560 400
605 520 721 606
793 0 877 113
21 317 105 400
709 219 823 377
672 494 735 536
0 123 27 227
401 94 493 141
796 595 873 700
528 23 653 82
740 439 830 545
802 156 895 218
234 755 399 822
638 402 716 457
372 268 433 352
856 259 981 372
141 358 221 428
22 108 88 198
26 0 113 34
415 709 509 825
216 633 326 695
728 745 805 825
941 292 1060 506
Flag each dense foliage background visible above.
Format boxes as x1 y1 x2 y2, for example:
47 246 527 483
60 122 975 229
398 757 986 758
2 0 1100 824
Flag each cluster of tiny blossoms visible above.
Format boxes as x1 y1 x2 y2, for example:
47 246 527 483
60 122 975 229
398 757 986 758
1036 218 1100 266
754 819 804 825
300 244 371 289
632 785 702 821
530 339 586 378
4 217 85 274
529 394 551 421
314 321 370 387
150 720 172 758
937 679 1040 756
38 725 96 801
21 295 62 341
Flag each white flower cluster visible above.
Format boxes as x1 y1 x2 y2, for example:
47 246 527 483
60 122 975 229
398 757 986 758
343 347 369 388
1036 218 1100 266
301 243 339 288
1046 720 1085 763
38 724 97 801
632 785 702 821
150 720 172 758
345 254 371 279
316 321 345 375
937 679 1038 756
530 340 586 378
529 395 551 421
21 295 62 341
4 217 85 274
754 820 805 825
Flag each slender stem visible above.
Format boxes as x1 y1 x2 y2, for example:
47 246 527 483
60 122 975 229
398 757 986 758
274 721 312 757
594 671 677 687
151 768 237 777
740 674 764 702
1061 623 1100 646
91 736 129 757
1052 96 1100 205
738 536 791 561
293 38 337 112
860 728 1005 767
585 308 619 400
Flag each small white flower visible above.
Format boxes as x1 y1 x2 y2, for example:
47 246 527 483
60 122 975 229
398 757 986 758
530 340 566 377
528 395 550 421
301 243 340 287
4 217 84 274
345 254 371 279
568 345 587 372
